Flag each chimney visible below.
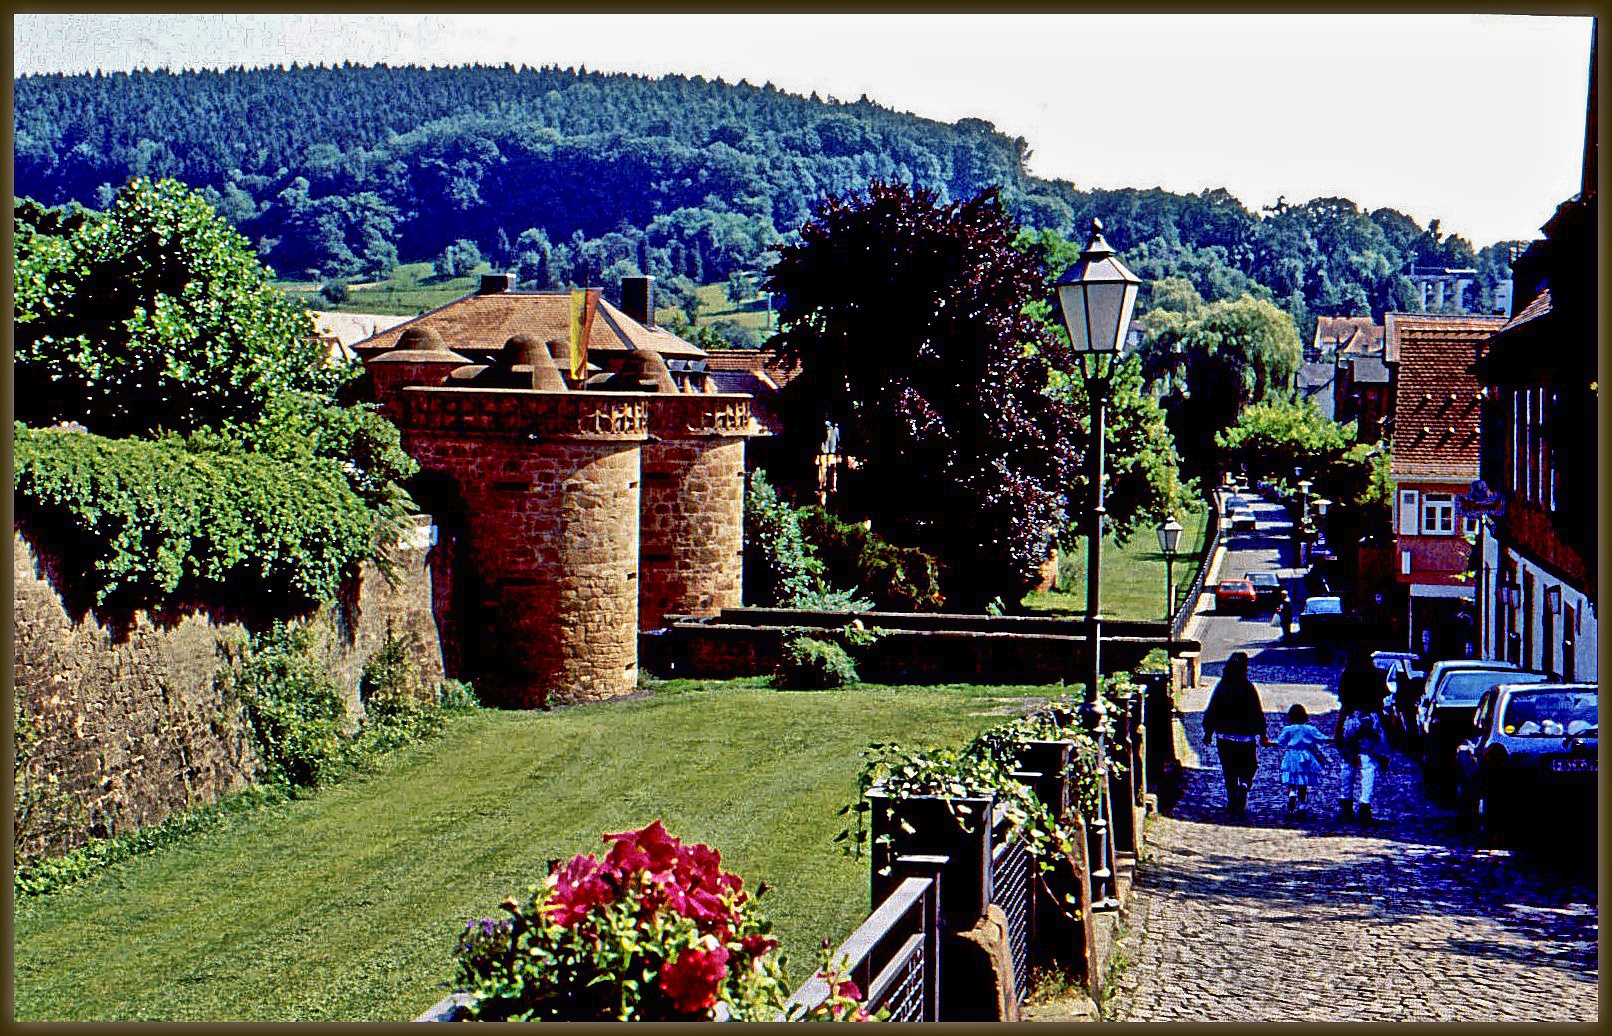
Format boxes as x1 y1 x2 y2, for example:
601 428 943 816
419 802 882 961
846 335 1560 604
621 275 655 327
479 272 514 295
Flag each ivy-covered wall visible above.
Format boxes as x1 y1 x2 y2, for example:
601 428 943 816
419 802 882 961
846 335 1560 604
11 517 444 861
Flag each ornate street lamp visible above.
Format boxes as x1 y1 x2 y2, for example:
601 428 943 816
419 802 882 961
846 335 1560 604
1056 217 1141 914
1157 514 1184 624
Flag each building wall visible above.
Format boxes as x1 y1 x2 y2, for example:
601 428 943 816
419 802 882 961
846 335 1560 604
1392 478 1477 585
1493 546 1598 682
12 520 443 861
398 389 650 706
639 437 746 629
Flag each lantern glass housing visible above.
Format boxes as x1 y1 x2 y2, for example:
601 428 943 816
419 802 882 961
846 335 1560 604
1056 219 1142 355
1157 515 1184 555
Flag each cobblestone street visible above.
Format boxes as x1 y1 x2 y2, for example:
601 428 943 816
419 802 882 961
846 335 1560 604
1104 497 1598 1022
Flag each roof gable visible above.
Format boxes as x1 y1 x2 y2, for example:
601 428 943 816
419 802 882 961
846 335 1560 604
1388 313 1506 481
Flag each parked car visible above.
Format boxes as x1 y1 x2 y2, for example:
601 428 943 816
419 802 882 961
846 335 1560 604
1296 595 1347 641
1214 578 1258 613
1245 571 1284 610
1454 682 1597 842
1371 651 1425 744
1230 509 1258 532
1417 661 1551 786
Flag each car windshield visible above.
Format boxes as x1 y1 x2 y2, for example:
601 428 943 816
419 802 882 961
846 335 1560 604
1438 669 1548 705
1248 573 1278 587
1501 690 1599 737
1304 598 1341 614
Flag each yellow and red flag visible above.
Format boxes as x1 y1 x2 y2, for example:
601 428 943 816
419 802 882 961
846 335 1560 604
569 288 601 382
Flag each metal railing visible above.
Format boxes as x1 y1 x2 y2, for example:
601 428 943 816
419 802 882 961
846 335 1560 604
989 806 1033 1005
782 855 945 1022
1170 496 1222 641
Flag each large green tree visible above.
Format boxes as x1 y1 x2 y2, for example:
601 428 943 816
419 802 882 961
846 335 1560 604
1137 293 1303 477
1213 398 1357 482
14 178 345 438
766 182 1081 609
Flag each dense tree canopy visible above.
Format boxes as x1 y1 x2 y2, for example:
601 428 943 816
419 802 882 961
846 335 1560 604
14 178 344 438
1213 398 1357 483
766 182 1079 608
15 64 1517 334
1137 294 1303 477
12 183 418 616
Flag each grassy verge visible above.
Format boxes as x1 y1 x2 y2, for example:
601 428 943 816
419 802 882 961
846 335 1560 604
282 267 778 345
13 677 1059 1022
1022 505 1210 620
275 262 489 316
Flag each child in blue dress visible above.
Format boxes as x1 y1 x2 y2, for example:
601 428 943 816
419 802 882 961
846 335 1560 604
1276 703 1331 816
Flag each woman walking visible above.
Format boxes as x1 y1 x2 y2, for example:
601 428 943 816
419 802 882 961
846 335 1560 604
1202 651 1272 815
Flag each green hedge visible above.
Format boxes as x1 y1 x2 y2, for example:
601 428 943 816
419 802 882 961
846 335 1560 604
796 505 944 612
14 423 377 610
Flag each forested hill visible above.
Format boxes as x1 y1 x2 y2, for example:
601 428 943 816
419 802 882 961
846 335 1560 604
15 63 1517 328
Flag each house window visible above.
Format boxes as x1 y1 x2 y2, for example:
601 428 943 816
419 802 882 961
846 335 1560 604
1397 489 1420 537
1421 493 1456 535
1462 514 1480 537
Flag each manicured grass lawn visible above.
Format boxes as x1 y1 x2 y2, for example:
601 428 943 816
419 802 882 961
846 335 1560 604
1022 505 1211 621
12 678 1061 1022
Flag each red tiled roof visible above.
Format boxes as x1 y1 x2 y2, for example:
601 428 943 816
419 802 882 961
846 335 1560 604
1312 315 1384 357
1388 313 1507 482
351 291 707 361
1499 287 1552 334
700 348 802 388
1383 310 1507 365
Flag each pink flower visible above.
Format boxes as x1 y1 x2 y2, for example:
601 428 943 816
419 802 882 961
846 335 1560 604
545 853 615 927
658 945 730 1015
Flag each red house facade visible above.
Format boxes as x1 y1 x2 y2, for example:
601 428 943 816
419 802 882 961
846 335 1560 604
1386 313 1507 655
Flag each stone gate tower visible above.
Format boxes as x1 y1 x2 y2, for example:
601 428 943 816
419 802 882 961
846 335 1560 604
358 275 752 707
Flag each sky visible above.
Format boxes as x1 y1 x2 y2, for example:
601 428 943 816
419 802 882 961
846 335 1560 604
12 12 1597 247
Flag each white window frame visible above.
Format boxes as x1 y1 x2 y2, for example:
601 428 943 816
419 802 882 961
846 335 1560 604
1420 492 1456 535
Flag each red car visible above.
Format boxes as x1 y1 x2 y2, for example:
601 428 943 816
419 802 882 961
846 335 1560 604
1214 578 1258 613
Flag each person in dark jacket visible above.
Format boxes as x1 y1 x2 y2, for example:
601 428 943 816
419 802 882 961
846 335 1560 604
1333 647 1391 825
1201 651 1273 814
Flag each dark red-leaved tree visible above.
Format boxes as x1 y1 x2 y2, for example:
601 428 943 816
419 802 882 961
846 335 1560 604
765 181 1079 610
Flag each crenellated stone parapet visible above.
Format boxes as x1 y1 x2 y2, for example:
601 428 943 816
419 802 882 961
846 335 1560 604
647 393 755 438
389 385 754 705
400 386 651 441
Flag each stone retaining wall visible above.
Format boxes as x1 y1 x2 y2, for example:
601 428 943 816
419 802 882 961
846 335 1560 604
12 518 443 862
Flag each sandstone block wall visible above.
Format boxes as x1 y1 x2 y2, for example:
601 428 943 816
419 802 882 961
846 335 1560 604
639 436 747 630
12 518 443 861
400 388 648 706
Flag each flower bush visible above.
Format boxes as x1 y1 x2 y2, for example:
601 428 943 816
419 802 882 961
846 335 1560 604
452 822 800 1021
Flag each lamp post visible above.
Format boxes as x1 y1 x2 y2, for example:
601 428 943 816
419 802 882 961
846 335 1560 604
1157 515 1184 625
1296 478 1314 565
1056 217 1140 914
